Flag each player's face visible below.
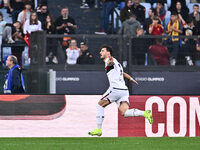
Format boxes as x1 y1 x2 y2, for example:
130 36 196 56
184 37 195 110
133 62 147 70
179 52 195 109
100 48 109 60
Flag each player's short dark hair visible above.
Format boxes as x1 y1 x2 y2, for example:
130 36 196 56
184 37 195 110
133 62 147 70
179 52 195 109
101 45 113 56
10 55 18 65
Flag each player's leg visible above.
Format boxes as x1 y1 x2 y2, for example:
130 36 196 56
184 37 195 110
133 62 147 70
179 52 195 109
119 102 153 124
88 98 111 136
96 99 110 129
118 102 144 117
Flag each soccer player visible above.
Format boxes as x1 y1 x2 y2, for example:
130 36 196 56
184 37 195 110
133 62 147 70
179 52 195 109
88 45 153 136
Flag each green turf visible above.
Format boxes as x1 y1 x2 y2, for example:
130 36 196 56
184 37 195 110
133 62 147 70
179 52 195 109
0 137 199 150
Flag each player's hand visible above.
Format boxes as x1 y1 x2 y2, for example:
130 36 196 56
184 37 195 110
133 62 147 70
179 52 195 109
107 56 114 66
130 78 138 85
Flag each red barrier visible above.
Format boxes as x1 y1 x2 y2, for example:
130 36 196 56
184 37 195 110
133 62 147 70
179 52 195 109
118 96 200 137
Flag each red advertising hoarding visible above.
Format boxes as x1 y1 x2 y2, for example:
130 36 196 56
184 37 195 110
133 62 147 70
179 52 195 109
119 96 200 137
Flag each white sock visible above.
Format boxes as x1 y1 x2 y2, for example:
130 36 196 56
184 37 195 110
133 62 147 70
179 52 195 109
124 109 144 117
96 104 104 129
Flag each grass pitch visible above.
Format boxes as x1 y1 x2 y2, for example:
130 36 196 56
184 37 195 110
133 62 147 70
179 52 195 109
0 137 199 150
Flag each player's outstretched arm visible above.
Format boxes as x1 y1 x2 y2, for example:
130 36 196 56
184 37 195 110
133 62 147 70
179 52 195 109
123 72 138 85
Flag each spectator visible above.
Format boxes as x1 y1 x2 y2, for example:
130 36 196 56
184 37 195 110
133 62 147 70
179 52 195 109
120 0 133 23
17 1 32 27
0 12 15 53
189 4 200 29
169 0 189 14
66 39 80 65
80 0 90 9
166 12 183 66
149 16 164 35
182 18 197 66
3 55 25 93
143 8 156 34
23 11 42 58
0 12 13 61
37 4 49 27
174 1 189 25
43 15 58 64
43 15 56 33
77 42 95 64
23 11 42 34
149 38 170 65
95 0 117 35
132 28 148 65
131 0 145 25
183 17 198 36
155 1 166 25
195 38 200 66
11 21 25 67
7 0 24 23
118 13 141 36
55 7 77 35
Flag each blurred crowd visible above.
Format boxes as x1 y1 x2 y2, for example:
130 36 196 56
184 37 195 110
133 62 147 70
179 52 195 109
93 0 200 66
0 0 92 66
0 0 200 66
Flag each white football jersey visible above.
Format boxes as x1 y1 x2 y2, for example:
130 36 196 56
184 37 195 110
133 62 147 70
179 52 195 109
105 57 128 89
66 48 80 64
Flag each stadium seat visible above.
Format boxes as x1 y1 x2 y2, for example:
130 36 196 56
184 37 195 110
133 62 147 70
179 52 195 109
120 2 125 10
140 3 151 18
164 11 171 28
167 0 171 8
186 0 190 6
